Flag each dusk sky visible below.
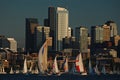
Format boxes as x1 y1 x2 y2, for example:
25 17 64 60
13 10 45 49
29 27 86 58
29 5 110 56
0 0 120 48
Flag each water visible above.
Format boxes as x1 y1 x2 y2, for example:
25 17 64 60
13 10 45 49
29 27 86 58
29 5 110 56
0 74 120 80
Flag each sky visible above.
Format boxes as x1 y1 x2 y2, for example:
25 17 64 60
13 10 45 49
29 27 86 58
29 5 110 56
0 0 120 48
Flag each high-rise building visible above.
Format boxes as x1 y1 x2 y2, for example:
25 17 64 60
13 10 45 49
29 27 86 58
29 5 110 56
102 25 110 41
0 35 9 49
34 26 42 52
48 7 56 50
48 7 69 51
114 35 120 46
7 38 17 52
75 26 88 53
105 21 118 37
44 18 49 26
63 36 76 49
25 18 38 53
34 26 50 52
91 26 103 44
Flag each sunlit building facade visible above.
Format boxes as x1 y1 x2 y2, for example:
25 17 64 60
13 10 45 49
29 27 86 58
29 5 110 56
75 26 88 53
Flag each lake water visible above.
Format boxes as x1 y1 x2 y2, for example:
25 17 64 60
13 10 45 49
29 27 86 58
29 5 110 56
0 74 120 80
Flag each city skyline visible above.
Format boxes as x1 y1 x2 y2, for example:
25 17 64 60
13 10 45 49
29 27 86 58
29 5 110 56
0 0 120 48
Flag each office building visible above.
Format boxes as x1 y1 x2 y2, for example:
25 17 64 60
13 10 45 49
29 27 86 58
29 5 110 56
105 21 118 37
0 35 9 49
25 18 38 53
34 26 50 52
67 27 72 38
48 7 69 51
75 26 88 53
48 7 56 50
63 36 76 49
102 25 110 41
7 38 17 52
56 7 69 51
114 35 120 46
91 26 103 44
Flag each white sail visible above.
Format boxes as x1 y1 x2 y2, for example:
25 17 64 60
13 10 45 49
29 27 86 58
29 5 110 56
23 58 28 73
38 40 48 74
52 56 59 74
75 53 84 72
0 66 6 74
10 67 14 74
94 65 100 75
63 57 69 72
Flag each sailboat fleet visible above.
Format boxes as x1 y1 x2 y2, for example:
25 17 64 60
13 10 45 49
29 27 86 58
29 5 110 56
0 41 120 76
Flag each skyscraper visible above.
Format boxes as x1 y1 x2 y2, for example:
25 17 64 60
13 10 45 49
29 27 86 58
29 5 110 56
75 26 88 53
0 35 9 49
102 25 110 41
25 18 38 53
48 7 56 50
91 26 103 44
56 7 69 51
7 38 17 52
34 26 50 52
48 7 69 51
105 21 118 37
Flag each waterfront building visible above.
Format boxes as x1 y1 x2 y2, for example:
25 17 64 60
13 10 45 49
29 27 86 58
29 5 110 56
25 18 38 53
75 26 88 53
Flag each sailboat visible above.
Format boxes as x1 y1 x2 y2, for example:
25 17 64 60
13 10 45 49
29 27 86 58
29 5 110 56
29 63 32 73
94 64 100 75
34 67 39 74
23 58 28 74
10 67 14 74
88 59 94 75
0 66 6 74
38 40 48 74
75 53 87 75
52 56 59 74
101 65 106 75
70 63 77 74
63 57 69 72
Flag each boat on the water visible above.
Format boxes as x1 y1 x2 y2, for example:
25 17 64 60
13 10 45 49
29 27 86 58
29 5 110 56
23 58 28 74
0 66 6 74
9 67 14 74
38 40 48 75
